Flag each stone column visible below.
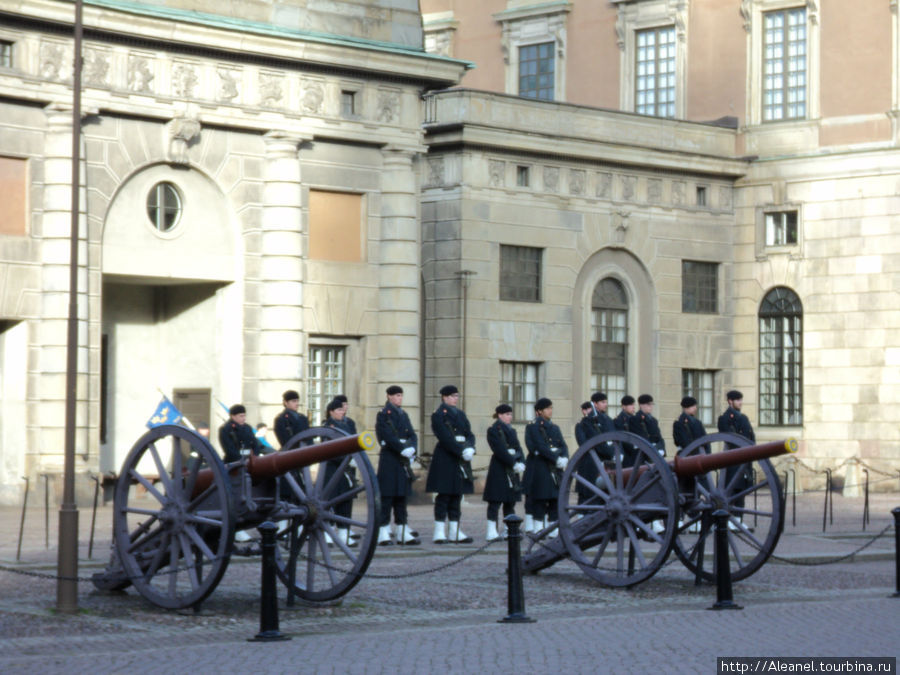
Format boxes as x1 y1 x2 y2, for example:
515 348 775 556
35 103 90 478
378 147 421 420
258 132 307 422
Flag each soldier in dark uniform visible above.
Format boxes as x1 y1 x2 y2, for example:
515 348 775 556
524 398 568 534
426 385 475 544
218 404 263 463
574 392 615 504
673 396 707 451
375 385 419 546
574 402 594 447
273 389 310 448
334 394 358 434
321 398 357 548
483 404 525 542
717 389 756 518
627 394 666 456
614 395 637 467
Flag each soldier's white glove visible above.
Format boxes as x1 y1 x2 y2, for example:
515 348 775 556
349 457 359 469
555 457 568 470
462 447 475 462
454 435 466 443
401 447 416 460
513 462 525 474
507 448 517 455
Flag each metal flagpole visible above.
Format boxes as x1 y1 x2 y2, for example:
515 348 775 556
57 0 83 613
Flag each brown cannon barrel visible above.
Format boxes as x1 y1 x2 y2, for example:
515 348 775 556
672 438 798 478
190 431 376 497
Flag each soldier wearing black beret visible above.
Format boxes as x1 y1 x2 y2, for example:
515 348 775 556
426 385 476 544
627 394 666 457
273 389 310 448
673 396 707 451
614 395 638 467
218 404 263 463
482 404 525 542
524 398 568 535
375 385 420 546
717 390 756 518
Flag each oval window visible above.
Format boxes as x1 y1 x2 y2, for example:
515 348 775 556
146 182 182 232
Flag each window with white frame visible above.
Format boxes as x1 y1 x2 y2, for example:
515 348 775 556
500 361 539 422
763 8 807 122
0 41 12 69
613 0 687 119
635 26 676 118
765 209 798 246
681 369 715 427
495 3 570 103
308 346 345 424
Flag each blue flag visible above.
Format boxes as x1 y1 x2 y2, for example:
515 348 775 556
146 396 183 428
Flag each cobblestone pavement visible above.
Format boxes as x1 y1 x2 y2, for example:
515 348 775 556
0 494 897 673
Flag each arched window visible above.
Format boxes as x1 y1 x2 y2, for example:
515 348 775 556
591 278 628 403
759 286 802 425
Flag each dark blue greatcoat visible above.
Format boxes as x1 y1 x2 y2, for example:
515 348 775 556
574 409 615 500
482 419 525 504
218 420 263 463
524 417 568 501
673 412 707 451
627 410 667 455
375 401 417 497
426 403 475 495
273 407 310 448
321 416 356 518
717 406 756 442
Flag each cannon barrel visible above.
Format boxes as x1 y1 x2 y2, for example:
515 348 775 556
672 438 797 478
191 431 376 497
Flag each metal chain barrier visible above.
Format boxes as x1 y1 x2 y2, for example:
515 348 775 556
734 522 893 566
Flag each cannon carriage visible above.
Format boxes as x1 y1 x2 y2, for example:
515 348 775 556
522 431 796 587
92 424 380 609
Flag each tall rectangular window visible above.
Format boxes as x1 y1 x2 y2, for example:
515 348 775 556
765 210 798 246
763 8 807 122
308 346 345 424
518 42 554 101
682 261 718 314
590 278 629 405
500 361 539 422
759 287 803 426
341 90 357 117
635 26 676 118
0 41 12 68
682 369 715 427
500 244 542 302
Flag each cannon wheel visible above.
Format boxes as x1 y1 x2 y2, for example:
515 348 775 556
557 431 678 587
112 424 234 609
274 427 379 603
672 433 784 582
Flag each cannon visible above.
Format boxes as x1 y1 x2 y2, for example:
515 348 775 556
92 424 380 609
523 431 797 587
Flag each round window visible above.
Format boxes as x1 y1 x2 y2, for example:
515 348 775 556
146 182 182 232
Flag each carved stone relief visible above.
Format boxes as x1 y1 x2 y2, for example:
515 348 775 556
217 67 240 103
377 91 400 124
166 113 201 165
40 41 65 81
672 180 685 206
612 210 630 244
128 54 154 93
569 169 585 195
300 80 324 114
489 160 505 187
427 157 444 187
647 178 662 204
172 63 199 99
258 72 284 107
544 166 559 192
84 48 110 87
596 172 612 199
621 175 636 201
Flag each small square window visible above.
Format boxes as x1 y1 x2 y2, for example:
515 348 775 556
696 186 707 207
516 165 530 187
0 41 12 69
341 90 357 117
682 260 718 314
765 210 798 246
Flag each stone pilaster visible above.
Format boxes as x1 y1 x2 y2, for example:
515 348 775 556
35 103 90 474
258 131 307 421
378 147 421 420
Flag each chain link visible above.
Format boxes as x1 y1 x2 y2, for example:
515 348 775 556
734 523 893 566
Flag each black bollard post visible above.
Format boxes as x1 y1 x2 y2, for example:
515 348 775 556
892 507 900 598
499 514 535 623
862 470 870 531
42 473 50 549
249 522 291 642
16 476 29 562
708 509 742 611
823 469 832 533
